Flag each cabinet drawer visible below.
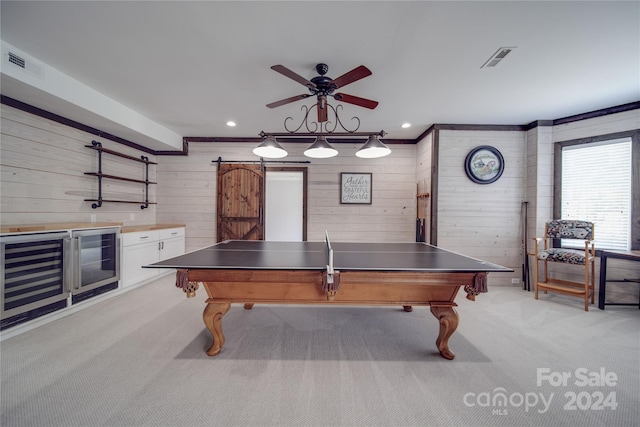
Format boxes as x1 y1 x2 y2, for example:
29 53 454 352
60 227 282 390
122 230 160 247
159 227 185 240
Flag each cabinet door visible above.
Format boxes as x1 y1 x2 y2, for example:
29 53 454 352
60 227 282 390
159 237 185 261
158 228 185 262
121 240 159 288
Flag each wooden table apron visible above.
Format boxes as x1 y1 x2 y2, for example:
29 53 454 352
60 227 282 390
183 268 478 360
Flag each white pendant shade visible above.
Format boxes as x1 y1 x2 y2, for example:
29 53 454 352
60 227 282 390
356 135 392 158
304 135 338 158
253 135 288 158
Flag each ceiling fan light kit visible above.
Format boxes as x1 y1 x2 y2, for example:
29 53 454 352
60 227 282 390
258 63 391 160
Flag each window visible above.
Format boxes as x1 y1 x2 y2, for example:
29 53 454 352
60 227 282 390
560 137 632 250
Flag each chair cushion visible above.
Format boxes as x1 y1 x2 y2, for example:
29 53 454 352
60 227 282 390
546 220 593 240
537 248 588 264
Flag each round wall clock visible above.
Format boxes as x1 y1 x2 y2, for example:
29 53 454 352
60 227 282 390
464 145 505 184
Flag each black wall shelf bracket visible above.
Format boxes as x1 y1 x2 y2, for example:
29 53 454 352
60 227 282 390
84 140 157 209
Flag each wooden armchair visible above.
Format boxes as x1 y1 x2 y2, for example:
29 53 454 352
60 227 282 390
532 220 595 311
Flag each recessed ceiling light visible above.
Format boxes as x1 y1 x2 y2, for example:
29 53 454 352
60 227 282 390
401 123 411 128
226 121 236 127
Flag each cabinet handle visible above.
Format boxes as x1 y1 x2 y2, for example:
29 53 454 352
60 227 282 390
140 236 149 240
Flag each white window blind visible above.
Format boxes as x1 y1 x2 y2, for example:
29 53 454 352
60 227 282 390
561 138 632 250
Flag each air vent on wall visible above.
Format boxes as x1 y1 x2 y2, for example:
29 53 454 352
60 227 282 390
8 51 25 68
481 47 516 68
4 50 44 79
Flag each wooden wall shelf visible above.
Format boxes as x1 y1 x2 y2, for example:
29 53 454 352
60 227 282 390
83 172 157 185
84 140 156 209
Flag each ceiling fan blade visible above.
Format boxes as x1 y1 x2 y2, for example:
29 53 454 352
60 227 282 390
266 94 311 108
271 65 316 88
333 93 379 110
317 96 328 122
330 65 372 89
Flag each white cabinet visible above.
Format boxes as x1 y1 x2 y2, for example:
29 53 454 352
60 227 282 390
121 227 185 288
158 228 185 261
121 230 160 288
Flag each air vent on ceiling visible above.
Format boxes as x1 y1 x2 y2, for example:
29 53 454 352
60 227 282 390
4 50 44 79
481 47 516 68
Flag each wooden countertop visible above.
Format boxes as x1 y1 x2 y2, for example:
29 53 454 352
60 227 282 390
1 222 184 234
120 224 185 233
0 222 123 233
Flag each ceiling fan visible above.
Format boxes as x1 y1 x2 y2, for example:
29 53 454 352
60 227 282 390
266 63 379 123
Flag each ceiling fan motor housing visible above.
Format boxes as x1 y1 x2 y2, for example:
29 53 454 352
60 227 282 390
315 63 329 75
267 62 377 111
310 75 337 95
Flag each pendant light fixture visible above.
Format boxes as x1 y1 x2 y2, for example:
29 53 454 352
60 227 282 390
252 135 288 158
303 135 338 158
355 134 392 158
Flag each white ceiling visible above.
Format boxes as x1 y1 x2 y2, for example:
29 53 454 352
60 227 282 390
1 1 639 152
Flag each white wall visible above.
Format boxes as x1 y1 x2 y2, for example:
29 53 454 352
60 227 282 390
156 141 417 252
525 125 554 244
1 104 157 226
435 129 526 286
3 101 637 302
552 109 640 143
415 132 432 242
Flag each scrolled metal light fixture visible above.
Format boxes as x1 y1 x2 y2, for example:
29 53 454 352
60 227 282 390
257 101 390 159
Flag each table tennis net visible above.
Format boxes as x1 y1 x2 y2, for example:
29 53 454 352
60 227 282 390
323 231 338 293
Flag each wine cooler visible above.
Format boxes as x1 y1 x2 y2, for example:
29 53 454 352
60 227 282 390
1 227 120 330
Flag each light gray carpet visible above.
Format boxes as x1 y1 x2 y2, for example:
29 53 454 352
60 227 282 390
1 275 639 427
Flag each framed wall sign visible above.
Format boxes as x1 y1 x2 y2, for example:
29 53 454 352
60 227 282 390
340 172 372 204
464 146 505 184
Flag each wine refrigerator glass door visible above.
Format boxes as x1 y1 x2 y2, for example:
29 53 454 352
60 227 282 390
71 228 120 300
1 231 71 327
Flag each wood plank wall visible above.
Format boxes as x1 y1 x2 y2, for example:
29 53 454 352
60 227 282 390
415 133 433 242
434 130 526 287
2 102 638 302
1 105 157 226
552 109 640 142
156 142 418 252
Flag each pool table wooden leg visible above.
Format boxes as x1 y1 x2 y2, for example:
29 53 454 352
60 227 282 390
430 305 459 360
203 302 230 356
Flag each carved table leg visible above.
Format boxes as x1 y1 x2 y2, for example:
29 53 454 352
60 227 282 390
203 302 230 356
430 305 459 360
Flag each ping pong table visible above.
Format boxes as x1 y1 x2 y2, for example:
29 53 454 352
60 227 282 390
149 237 511 360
